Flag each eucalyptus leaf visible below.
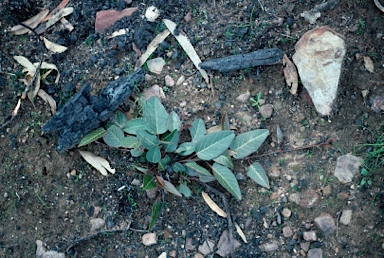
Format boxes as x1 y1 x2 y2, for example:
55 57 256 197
103 125 124 147
143 174 157 190
137 130 159 150
123 118 145 135
167 111 181 132
190 118 206 143
247 162 270 189
195 131 235 160
120 136 139 148
230 129 269 159
148 201 162 231
162 130 179 152
78 127 106 147
158 155 171 171
185 162 212 176
114 110 128 128
212 162 242 200
175 142 196 156
146 146 161 163
143 96 169 134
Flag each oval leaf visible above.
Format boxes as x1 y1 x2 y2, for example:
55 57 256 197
103 125 124 147
185 162 212 176
177 183 192 197
146 146 161 163
158 155 171 171
230 129 269 159
213 151 234 169
143 174 157 190
247 162 270 189
196 131 235 160
190 118 206 143
162 130 179 152
212 162 241 200
143 96 169 134
173 162 186 173
137 130 159 150
175 142 195 156
123 118 145 135
78 127 106 147
148 201 162 231
156 176 182 197
114 110 129 128
167 111 181 132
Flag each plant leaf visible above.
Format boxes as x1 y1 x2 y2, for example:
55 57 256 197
123 118 145 135
103 125 124 147
156 176 182 197
175 142 195 156
167 111 181 132
190 118 206 143
247 162 270 189
143 96 169 134
234 222 247 243
131 148 144 157
79 150 115 176
162 130 179 152
43 37 67 53
185 162 212 176
143 174 157 190
158 155 171 171
199 175 216 183
148 201 162 231
177 183 192 197
213 151 234 169
137 130 159 150
196 131 235 160
37 89 56 115
134 166 148 173
202 191 227 217
78 127 106 147
173 162 186 173
146 146 161 163
114 110 128 128
120 136 138 148
230 129 269 159
212 162 241 200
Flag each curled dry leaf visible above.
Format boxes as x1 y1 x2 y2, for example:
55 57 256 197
202 191 227 218
234 222 247 243
283 54 299 94
38 89 57 115
79 150 116 176
43 37 67 53
163 19 209 85
8 9 49 35
363 56 374 73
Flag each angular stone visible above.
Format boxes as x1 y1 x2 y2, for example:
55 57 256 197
340 209 352 225
292 26 346 116
198 240 215 255
260 240 279 252
314 213 336 237
334 153 363 184
216 230 241 257
142 232 157 246
303 231 317 241
282 226 293 238
259 104 274 119
299 189 320 208
147 57 166 74
164 75 175 87
281 208 292 218
307 248 323 258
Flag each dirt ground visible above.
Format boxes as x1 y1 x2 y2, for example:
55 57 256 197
0 0 383 257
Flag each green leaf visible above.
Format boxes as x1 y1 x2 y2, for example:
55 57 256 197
167 111 181 132
185 162 212 176
134 166 148 173
158 155 171 171
143 96 169 134
78 127 106 147
173 162 186 173
123 118 145 135
143 174 157 190
162 130 179 152
137 130 159 150
131 148 144 157
361 168 368 176
148 201 162 231
175 142 196 156
146 146 161 163
212 162 241 200
190 119 206 143
177 183 192 197
247 162 270 189
158 177 182 197
213 151 234 169
230 129 269 159
114 110 128 128
199 175 216 183
120 136 139 148
103 125 124 147
196 131 235 160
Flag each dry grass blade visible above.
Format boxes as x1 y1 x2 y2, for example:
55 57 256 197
79 151 116 176
43 37 68 53
9 9 49 35
202 191 227 218
234 222 247 243
38 89 57 115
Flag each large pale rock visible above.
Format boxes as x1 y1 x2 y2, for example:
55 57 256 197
293 26 346 116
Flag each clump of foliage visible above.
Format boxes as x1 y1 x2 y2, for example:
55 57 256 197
79 96 270 228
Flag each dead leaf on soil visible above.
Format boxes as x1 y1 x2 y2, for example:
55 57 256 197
363 56 375 73
163 19 209 85
59 17 74 31
38 89 57 115
36 7 74 34
8 9 49 35
43 37 68 53
234 222 247 243
135 29 171 70
79 150 116 176
95 7 139 33
202 191 227 218
107 28 130 39
283 54 298 95
42 0 70 21
27 73 40 103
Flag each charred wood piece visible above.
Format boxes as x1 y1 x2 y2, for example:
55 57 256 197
199 48 284 72
42 69 144 153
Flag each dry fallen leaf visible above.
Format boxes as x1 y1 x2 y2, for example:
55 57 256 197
37 62 61 83
27 73 40 103
42 0 70 21
36 7 74 34
37 89 57 115
363 56 375 73
79 150 116 176
107 28 130 39
8 9 49 35
43 37 68 53
283 54 299 94
59 17 74 31
135 29 170 70
234 222 247 243
201 191 227 218
12 99 21 117
95 7 138 33
163 19 209 85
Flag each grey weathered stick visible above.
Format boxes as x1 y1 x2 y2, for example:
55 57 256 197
199 48 284 72
42 69 144 152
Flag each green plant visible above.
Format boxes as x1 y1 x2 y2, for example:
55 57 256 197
79 96 270 229
356 19 365 35
249 92 263 109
